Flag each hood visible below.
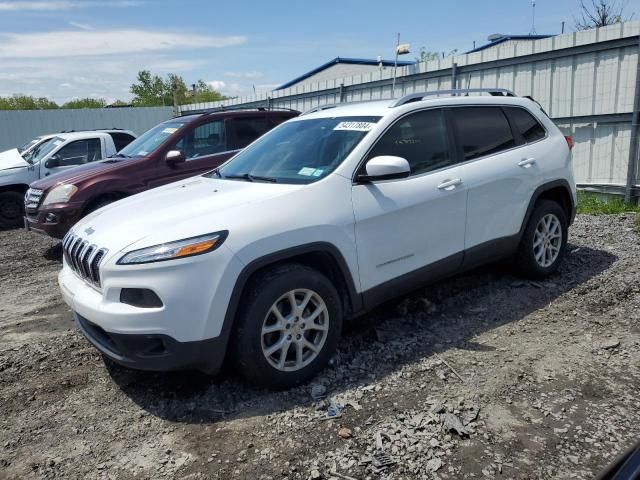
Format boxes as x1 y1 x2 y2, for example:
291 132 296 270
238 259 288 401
31 157 145 190
0 148 29 170
72 176 302 254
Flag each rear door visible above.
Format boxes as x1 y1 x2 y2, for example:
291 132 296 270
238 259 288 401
351 108 467 294
450 106 539 253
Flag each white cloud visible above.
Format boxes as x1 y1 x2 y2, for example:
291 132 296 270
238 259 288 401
0 1 141 10
206 80 245 96
68 21 92 31
0 29 247 58
207 80 227 90
59 82 72 88
224 71 264 79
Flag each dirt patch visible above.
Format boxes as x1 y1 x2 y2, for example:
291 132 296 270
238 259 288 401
0 214 639 479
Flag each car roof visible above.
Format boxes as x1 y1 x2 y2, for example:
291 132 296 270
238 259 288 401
297 95 538 121
53 131 114 141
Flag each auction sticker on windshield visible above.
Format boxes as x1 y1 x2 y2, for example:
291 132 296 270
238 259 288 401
333 121 375 132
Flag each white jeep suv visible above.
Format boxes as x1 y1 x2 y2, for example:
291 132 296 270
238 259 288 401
58 89 576 388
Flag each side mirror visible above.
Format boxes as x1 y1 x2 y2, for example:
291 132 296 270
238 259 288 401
165 150 185 165
358 156 411 182
45 155 61 169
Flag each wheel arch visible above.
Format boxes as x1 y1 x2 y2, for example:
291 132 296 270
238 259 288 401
0 183 29 195
82 191 128 216
519 180 576 240
202 242 362 374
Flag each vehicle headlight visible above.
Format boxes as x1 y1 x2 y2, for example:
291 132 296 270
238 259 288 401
42 184 78 206
117 231 228 265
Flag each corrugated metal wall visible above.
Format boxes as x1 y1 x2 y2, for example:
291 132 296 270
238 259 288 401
181 21 640 190
0 106 174 151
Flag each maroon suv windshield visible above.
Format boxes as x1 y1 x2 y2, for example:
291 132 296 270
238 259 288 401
118 121 187 157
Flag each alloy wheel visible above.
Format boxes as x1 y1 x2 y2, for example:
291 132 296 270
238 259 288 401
533 213 562 268
261 289 329 372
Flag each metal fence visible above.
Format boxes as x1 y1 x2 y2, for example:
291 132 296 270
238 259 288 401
181 21 640 200
0 106 174 152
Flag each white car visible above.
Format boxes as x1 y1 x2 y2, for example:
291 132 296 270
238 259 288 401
0 129 136 227
59 89 576 388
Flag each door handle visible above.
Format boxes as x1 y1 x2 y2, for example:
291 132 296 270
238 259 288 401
518 157 536 167
437 178 462 190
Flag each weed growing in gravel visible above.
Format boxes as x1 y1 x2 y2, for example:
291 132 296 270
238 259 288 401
577 191 640 215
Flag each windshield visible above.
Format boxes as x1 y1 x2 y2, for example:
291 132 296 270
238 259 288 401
214 116 380 184
25 137 62 164
19 137 43 155
118 121 187 157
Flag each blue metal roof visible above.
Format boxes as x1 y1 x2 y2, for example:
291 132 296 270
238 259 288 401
466 34 554 53
274 57 416 91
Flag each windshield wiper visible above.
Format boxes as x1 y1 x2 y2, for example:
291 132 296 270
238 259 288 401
109 153 129 158
223 173 277 183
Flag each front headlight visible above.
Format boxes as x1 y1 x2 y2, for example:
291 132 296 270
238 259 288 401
117 231 228 265
42 184 78 206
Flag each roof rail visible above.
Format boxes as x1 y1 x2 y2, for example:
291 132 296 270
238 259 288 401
179 105 299 116
390 88 516 108
300 104 338 116
60 127 123 133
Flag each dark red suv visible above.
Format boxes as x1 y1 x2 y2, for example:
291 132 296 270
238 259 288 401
24 108 298 238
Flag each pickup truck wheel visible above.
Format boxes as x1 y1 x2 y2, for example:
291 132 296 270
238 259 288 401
0 191 25 228
233 264 342 388
515 199 568 279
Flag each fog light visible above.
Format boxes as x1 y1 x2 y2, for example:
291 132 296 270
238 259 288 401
120 288 163 308
45 213 58 223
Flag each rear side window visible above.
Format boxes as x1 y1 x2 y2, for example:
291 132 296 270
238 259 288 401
506 107 546 143
109 132 136 151
368 109 451 176
230 117 273 150
450 107 515 161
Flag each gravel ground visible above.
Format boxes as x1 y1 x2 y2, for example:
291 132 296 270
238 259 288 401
0 214 639 480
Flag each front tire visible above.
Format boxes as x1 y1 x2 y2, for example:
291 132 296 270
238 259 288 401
514 199 568 279
0 191 25 228
233 264 342 388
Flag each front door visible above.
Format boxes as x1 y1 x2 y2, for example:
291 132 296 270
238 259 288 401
351 108 467 294
40 137 103 177
155 118 236 186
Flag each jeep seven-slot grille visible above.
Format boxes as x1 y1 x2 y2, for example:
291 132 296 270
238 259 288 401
24 188 44 210
62 232 108 287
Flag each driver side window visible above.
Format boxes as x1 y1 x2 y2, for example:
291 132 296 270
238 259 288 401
175 120 226 160
55 138 102 167
368 109 451 176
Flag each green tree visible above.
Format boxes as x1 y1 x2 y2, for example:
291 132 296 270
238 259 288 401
130 70 167 106
192 80 226 103
130 70 226 107
62 97 106 109
0 95 58 110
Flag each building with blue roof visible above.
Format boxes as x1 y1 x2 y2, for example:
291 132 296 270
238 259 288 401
274 57 416 91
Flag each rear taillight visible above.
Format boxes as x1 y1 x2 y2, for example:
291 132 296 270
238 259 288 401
564 135 574 150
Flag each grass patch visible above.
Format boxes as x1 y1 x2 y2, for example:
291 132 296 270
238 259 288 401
577 191 640 215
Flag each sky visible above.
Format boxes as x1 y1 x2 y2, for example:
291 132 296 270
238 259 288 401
0 0 639 104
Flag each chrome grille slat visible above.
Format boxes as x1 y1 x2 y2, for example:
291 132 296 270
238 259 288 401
62 233 108 288
24 188 44 210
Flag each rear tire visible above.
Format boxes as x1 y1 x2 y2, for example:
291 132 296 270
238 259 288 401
514 199 568 279
233 264 342 389
0 191 25 228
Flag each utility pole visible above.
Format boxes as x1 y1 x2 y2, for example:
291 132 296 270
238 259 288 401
392 33 400 97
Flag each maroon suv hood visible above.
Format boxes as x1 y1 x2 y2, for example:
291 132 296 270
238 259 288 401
31 157 147 190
